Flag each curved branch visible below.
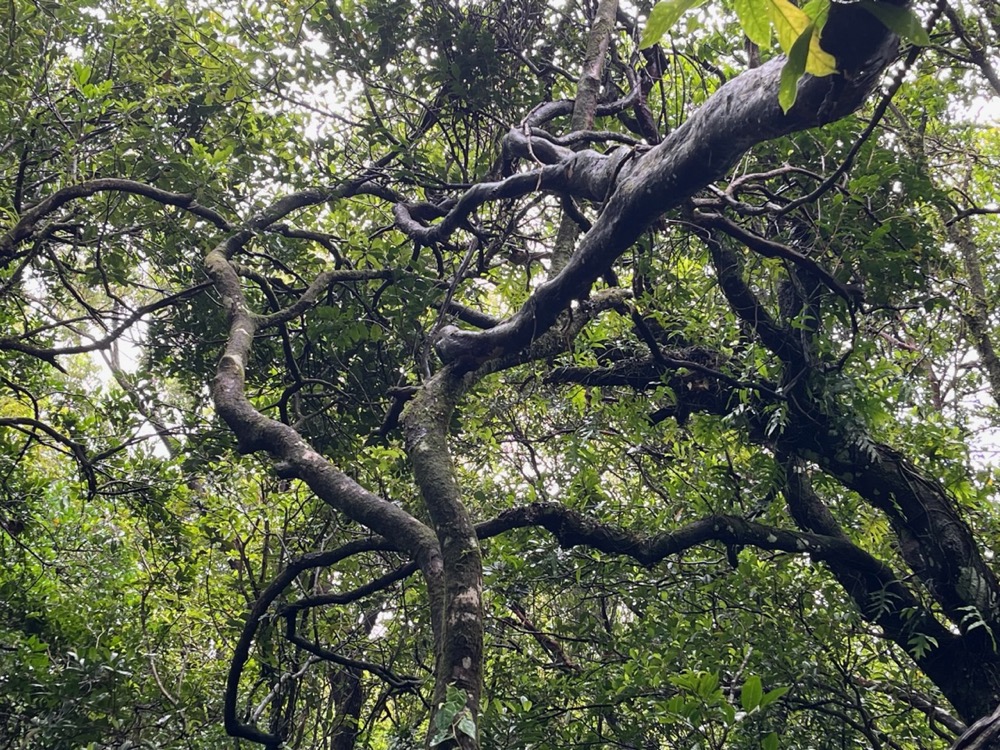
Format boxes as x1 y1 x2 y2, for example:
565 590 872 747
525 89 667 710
433 13 899 368
850 677 965 737
0 282 210 363
700 228 802 364
392 149 630 245
285 615 420 690
477 502 900 574
205 233 438 558
693 210 856 304
773 23 936 218
951 703 1000 750
793 426 1000 645
0 416 95 494
1 179 232 259
473 288 633 377
518 85 642 129
248 181 398 232
253 269 397 329
782 460 962 691
279 561 419 615
224 539 399 747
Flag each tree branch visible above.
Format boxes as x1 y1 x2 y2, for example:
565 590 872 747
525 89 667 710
1 178 232 260
433 21 898 368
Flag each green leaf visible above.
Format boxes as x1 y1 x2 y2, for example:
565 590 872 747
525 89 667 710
456 712 477 739
857 1 930 45
802 0 830 25
696 670 720 697
767 0 810 52
760 685 791 707
72 62 93 87
430 686 472 746
766 0 836 74
763 732 780 750
640 0 708 49
779 24 811 113
734 0 772 45
741 674 763 711
908 631 938 660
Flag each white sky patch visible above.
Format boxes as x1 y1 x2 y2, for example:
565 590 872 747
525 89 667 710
966 95 1000 125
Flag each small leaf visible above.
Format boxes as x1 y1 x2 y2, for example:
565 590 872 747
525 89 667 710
802 0 830 25
767 0 836 74
767 0 810 52
640 0 708 48
805 31 837 76
762 732 780 750
741 675 763 711
778 24 811 112
456 713 477 739
734 0 772 45
760 685 791 707
858 1 930 45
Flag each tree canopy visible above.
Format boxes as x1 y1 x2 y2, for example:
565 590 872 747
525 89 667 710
2 0 1000 747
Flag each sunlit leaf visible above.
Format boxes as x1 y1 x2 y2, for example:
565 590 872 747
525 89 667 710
767 0 810 51
741 674 763 711
767 0 837 74
734 0 772 45
802 0 830 25
779 23 812 112
640 0 708 48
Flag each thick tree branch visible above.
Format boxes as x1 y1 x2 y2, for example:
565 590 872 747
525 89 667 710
392 149 631 245
473 288 632 377
433 14 899 368
224 539 398 748
794 426 1000 644
205 227 438 560
782 461 962 698
550 330 1000 720
701 229 802 364
1 178 233 260
850 677 965 737
549 0 619 274
479 501 899 573
0 282 209 363
401 368 483 748
951 702 1000 750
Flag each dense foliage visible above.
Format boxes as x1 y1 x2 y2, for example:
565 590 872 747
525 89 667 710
2 0 1000 748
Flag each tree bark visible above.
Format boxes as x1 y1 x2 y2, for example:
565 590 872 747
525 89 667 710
402 370 483 750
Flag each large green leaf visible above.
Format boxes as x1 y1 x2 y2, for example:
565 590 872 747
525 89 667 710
734 0 772 45
779 22 814 112
858 0 930 45
741 674 763 711
767 0 837 74
640 0 709 48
